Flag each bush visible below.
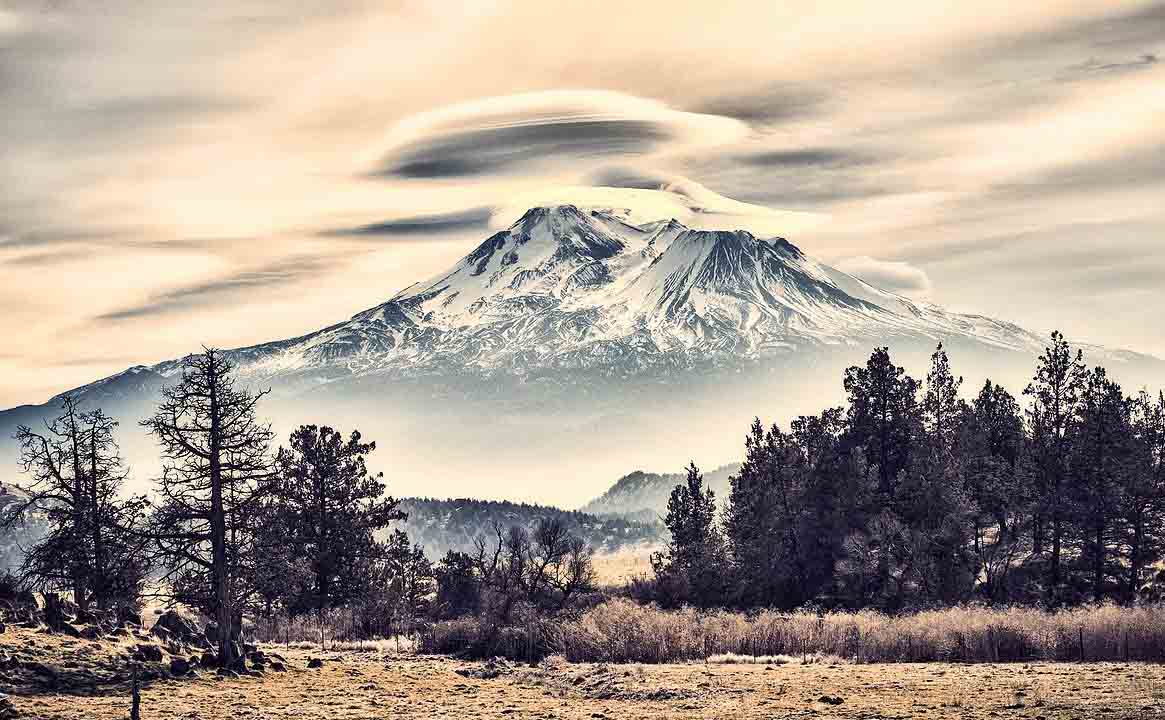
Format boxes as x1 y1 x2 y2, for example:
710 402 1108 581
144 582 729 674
419 599 1165 664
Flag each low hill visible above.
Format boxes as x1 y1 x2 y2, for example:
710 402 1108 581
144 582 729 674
579 464 740 521
393 497 662 557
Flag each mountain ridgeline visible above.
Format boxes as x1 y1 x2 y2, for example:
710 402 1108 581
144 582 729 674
391 497 662 557
2 205 1163 501
579 464 741 522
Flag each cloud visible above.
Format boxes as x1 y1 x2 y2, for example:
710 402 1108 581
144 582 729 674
95 255 342 322
502 168 826 236
688 83 829 125
370 90 748 180
1059 53 1159 80
320 207 492 238
836 256 932 296
739 148 874 168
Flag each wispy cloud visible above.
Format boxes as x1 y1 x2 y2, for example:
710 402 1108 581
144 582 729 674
320 207 492 238
95 255 344 322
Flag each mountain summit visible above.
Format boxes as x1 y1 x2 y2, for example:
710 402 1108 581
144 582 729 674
163 205 1056 388
2 206 1160 503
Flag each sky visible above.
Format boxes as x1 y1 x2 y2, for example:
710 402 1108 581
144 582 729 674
2 0 1164 408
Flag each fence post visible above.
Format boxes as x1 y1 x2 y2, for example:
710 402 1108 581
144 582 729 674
130 666 141 720
1078 626 1085 662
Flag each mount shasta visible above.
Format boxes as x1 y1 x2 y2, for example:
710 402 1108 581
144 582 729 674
2 206 1160 506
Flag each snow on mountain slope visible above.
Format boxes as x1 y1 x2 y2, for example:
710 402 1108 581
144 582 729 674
16 204 1159 404
172 204 1059 389
4 204 1161 506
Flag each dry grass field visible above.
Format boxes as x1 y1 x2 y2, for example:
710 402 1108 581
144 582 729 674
6 623 1165 720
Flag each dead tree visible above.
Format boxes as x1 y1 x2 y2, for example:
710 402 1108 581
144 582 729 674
141 348 273 669
4 396 148 614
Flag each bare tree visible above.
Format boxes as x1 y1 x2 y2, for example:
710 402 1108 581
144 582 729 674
3 396 148 615
141 348 273 669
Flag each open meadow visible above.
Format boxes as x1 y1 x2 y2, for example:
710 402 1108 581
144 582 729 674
4 621 1165 720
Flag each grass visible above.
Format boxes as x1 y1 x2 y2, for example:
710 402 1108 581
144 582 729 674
420 599 1165 664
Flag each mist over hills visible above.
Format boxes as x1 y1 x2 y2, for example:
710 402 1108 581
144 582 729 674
580 464 741 522
2 205 1161 506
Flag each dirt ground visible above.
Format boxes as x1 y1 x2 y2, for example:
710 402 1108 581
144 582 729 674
6 628 1165 719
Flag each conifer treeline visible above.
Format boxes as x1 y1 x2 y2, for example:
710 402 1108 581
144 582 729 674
652 333 1165 611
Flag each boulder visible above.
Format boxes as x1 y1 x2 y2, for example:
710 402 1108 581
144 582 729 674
199 651 219 668
79 626 103 641
56 622 82 638
152 610 202 644
170 657 193 676
134 644 163 662
307 657 324 669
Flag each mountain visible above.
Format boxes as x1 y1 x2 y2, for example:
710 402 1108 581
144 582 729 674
580 464 741 522
2 205 1162 505
392 497 661 558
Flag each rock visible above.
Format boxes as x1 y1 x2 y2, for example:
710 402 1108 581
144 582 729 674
243 643 257 655
269 661 286 672
307 657 324 669
0 693 17 720
118 608 143 627
153 610 202 644
79 626 103 641
56 622 82 638
134 644 163 662
818 695 844 705
170 657 193 676
200 651 219 668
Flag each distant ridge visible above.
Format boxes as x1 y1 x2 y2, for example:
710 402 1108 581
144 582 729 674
580 464 741 521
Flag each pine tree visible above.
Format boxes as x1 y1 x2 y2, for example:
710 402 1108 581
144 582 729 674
270 425 404 618
1024 331 1086 603
142 348 273 668
653 462 725 607
963 380 1028 601
1124 391 1165 602
843 347 920 497
922 343 965 458
1070 367 1132 601
725 421 810 608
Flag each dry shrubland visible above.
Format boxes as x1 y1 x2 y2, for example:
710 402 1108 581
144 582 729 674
421 598 1165 664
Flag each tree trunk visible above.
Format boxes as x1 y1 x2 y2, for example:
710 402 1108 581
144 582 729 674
89 433 108 610
67 409 88 613
209 360 234 669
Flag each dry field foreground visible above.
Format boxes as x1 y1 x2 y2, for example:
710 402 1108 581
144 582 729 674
7 634 1165 720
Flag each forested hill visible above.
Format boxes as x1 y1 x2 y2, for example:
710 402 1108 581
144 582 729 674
0 483 46 572
580 464 741 521
393 497 663 557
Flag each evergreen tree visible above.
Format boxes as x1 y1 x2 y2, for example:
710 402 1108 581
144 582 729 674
1124 391 1165 602
1069 367 1132 602
269 425 405 617
652 462 726 607
142 348 273 668
962 380 1029 601
922 343 966 458
725 420 811 608
843 347 920 497
1024 331 1086 603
